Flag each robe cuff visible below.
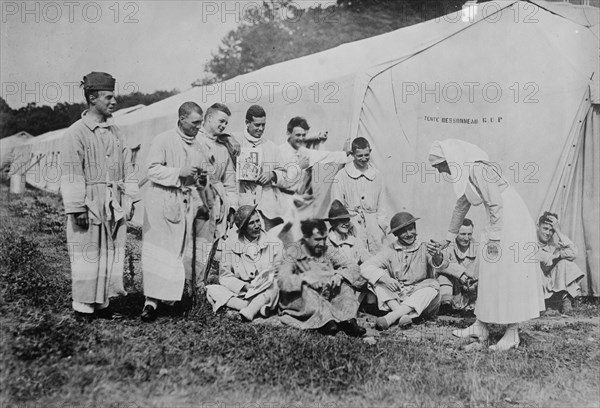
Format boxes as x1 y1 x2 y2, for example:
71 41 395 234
65 205 87 214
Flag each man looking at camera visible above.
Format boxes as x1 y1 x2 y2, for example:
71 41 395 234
361 212 448 330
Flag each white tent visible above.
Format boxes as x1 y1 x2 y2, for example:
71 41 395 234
1 131 33 172
11 0 599 294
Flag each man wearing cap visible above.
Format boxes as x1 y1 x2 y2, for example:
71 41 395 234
436 218 479 315
331 137 390 254
205 205 280 321
536 211 583 314
236 105 298 231
60 72 138 321
277 218 367 337
361 212 447 330
326 199 371 266
140 102 209 322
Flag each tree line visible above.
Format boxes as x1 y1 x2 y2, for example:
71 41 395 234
0 90 179 139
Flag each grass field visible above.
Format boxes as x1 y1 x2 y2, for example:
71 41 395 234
1 182 599 408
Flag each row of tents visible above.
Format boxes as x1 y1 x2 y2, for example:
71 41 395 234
4 1 599 295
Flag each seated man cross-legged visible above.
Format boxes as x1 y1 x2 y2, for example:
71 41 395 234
361 212 448 330
206 205 280 321
277 219 367 337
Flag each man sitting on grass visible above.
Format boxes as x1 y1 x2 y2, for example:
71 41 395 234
277 218 367 337
436 218 478 315
205 205 280 321
536 211 584 315
361 212 448 330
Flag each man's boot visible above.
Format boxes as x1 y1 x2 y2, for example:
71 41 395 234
339 318 367 337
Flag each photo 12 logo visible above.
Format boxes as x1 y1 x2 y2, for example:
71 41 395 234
1 1 140 24
200 81 340 105
1 81 139 105
199 1 339 24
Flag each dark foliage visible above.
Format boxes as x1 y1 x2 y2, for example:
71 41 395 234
200 0 463 83
0 89 179 139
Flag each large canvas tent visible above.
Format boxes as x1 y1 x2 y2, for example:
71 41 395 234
11 0 599 295
0 131 33 172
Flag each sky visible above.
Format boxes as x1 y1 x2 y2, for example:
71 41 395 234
1 1 333 108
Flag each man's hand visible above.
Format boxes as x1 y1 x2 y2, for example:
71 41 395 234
317 131 329 141
255 171 273 185
329 273 343 290
342 138 352 156
180 165 200 179
486 239 500 258
547 215 561 235
308 280 325 292
459 274 468 285
379 275 403 293
74 212 89 229
426 240 443 256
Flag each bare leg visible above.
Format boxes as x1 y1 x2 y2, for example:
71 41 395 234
489 323 520 351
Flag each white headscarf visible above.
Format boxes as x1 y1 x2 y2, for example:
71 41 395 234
428 139 490 199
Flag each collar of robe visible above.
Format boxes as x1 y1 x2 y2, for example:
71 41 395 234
81 109 114 131
243 128 263 146
392 240 421 253
176 126 196 145
344 161 377 181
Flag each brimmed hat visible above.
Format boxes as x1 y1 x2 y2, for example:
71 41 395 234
390 212 419 234
81 72 115 91
233 204 258 230
326 200 356 221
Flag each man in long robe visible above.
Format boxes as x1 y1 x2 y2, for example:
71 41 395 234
331 137 390 254
236 105 298 230
191 103 238 278
140 102 207 322
60 72 138 321
278 218 367 337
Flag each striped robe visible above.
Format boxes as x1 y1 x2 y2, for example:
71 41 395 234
60 110 138 306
